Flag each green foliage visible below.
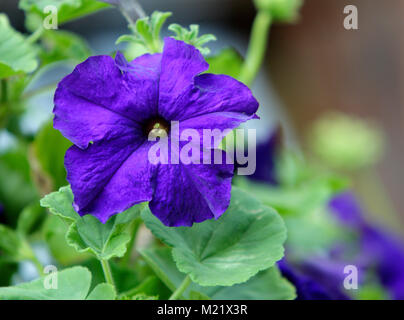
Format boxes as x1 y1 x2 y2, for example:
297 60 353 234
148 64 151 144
0 224 34 262
0 14 38 79
39 30 91 65
33 122 72 190
309 112 385 171
116 11 172 53
0 266 116 300
42 214 90 265
141 187 286 286
206 48 243 78
40 186 143 260
19 0 110 25
17 202 45 235
168 24 216 55
140 247 295 300
86 283 116 300
0 146 38 224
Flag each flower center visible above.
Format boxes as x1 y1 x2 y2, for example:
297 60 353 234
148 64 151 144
143 117 170 139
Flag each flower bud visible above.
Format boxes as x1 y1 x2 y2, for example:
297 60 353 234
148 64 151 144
254 0 303 22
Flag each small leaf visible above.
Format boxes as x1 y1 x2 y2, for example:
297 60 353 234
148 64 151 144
168 23 216 55
116 34 142 45
141 187 287 286
19 0 110 25
17 202 45 235
40 185 78 223
206 48 243 79
86 283 116 300
150 11 172 41
0 14 38 78
40 185 143 260
0 224 33 262
118 11 171 53
0 266 92 300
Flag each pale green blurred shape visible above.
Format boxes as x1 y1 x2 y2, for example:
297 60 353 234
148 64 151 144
254 0 303 22
309 112 385 171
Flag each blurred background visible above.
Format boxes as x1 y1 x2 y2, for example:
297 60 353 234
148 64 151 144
2 0 402 230
1 0 404 299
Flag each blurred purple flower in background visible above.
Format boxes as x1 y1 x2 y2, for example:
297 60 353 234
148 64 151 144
248 127 281 185
329 192 404 299
278 259 349 300
0 203 5 224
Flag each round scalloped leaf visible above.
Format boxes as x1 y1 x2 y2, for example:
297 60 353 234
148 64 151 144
141 187 287 286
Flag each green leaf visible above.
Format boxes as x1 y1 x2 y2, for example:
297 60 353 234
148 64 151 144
0 146 38 224
19 0 110 25
33 122 72 190
86 283 116 300
210 268 296 300
189 291 211 300
40 185 78 223
119 275 164 300
118 11 172 54
130 293 158 300
168 23 216 55
17 202 45 235
39 30 91 65
0 14 38 79
42 214 90 265
0 266 92 300
140 247 295 300
139 247 184 294
0 224 34 262
141 187 286 286
206 48 243 79
40 185 143 260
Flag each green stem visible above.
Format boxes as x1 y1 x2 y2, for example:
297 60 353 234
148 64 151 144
239 10 273 86
26 26 44 44
101 259 116 288
31 255 45 277
169 275 192 300
122 219 142 265
1 79 7 104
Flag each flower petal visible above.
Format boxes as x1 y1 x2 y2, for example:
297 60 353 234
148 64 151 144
65 134 155 223
162 73 259 132
158 37 209 118
149 149 233 227
54 54 161 148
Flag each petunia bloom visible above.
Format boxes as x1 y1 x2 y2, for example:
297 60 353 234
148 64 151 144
329 192 404 299
53 37 258 226
247 127 281 185
278 259 350 300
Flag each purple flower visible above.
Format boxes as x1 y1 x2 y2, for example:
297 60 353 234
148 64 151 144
329 192 404 299
248 127 281 185
278 259 350 300
0 203 5 224
53 38 258 226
